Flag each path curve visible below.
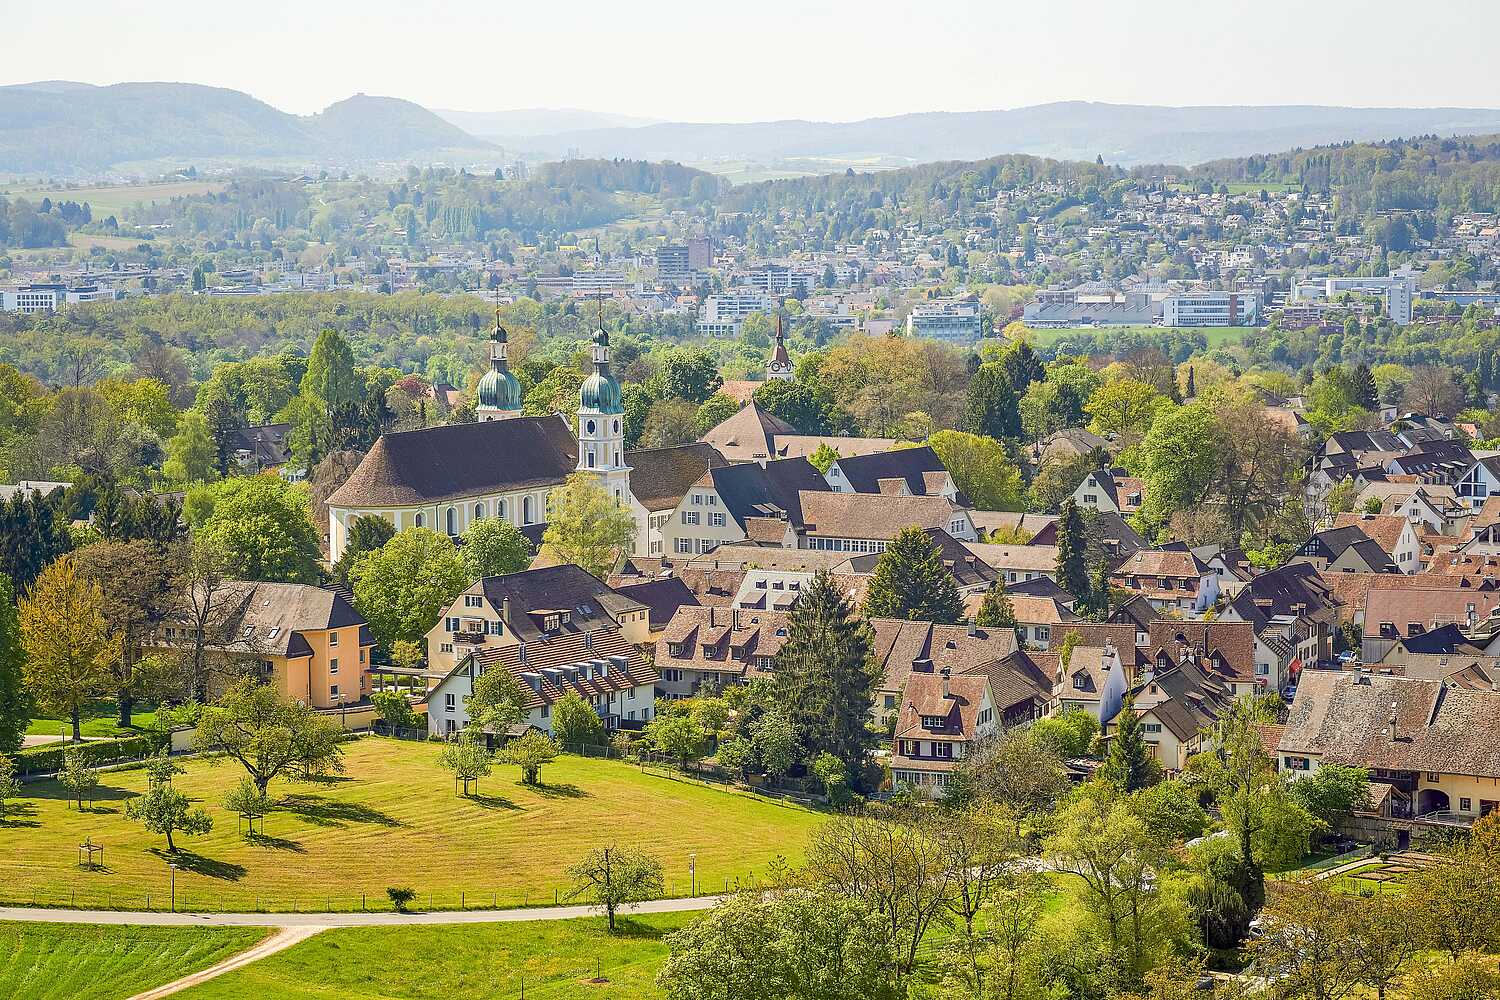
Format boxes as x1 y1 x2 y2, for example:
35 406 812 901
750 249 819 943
125 925 326 1000
0 896 725 1000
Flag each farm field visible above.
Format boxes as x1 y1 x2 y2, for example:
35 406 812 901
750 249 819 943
0 737 823 913
0 921 265 1000
0 179 226 217
1023 323 1252 351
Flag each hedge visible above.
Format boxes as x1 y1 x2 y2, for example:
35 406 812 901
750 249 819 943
14 734 156 775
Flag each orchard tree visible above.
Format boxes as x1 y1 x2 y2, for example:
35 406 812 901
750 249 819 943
567 844 665 931
195 678 346 794
551 692 604 747
438 730 493 796
127 783 213 852
501 729 559 785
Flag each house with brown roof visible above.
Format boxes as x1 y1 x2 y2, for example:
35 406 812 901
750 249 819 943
1279 670 1500 832
655 605 788 699
823 446 958 500
799 491 978 552
963 542 1060 586
147 582 374 711
1143 619 1258 695
1291 524 1400 575
424 564 650 675
1110 546 1219 613
625 443 728 557
868 619 1027 722
1110 654 1236 771
1073 469 1145 515
1361 587 1500 664
699 402 798 464
890 666 1000 798
1331 513 1421 574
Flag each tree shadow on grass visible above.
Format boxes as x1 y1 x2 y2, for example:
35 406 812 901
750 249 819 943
0 801 41 828
277 793 402 828
529 782 588 799
149 848 247 881
466 792 519 811
28 783 133 803
609 916 670 940
246 832 308 853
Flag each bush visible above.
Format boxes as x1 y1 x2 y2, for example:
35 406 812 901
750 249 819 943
15 734 153 774
387 886 416 912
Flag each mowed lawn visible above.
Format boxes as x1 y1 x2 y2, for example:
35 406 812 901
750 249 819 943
1 180 226 217
1024 323 1251 351
1 738 823 912
0 921 266 1000
176 913 693 1000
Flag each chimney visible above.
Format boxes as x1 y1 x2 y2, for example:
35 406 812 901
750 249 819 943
502 596 510 623
941 665 951 699
968 617 979 637
708 605 716 627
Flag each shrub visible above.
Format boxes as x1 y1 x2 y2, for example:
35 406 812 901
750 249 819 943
387 886 416 912
16 734 152 774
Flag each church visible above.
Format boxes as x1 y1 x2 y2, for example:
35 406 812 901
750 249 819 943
327 314 641 561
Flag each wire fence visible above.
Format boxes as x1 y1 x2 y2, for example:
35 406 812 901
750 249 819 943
0 869 760 915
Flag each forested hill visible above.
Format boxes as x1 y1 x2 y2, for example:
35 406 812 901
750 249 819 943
0 82 495 174
1175 133 1500 221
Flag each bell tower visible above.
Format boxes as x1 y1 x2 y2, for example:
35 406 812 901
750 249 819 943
576 298 631 504
766 313 793 380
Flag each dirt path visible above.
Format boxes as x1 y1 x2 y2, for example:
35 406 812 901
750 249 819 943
125 925 326 1000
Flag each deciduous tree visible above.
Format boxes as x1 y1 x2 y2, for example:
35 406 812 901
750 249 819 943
541 472 636 580
500 728 558 785
194 678 345 794
127 782 213 852
459 517 533 580
19 555 118 741
350 528 469 649
566 844 665 931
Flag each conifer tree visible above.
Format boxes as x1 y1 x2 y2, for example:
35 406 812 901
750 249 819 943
863 526 963 624
962 362 1020 440
773 570 876 789
1100 694 1161 793
974 582 1020 639
1086 561 1112 619
0 575 30 755
1056 499 1092 603
1352 363 1379 410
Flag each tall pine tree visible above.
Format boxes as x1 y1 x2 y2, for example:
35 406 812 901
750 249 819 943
974 581 1020 641
773 571 877 790
0 574 30 755
962 363 1020 440
1056 499 1091 603
863 527 963 624
1100 693 1160 792
1352 363 1379 410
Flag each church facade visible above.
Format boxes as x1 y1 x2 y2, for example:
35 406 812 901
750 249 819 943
326 323 629 561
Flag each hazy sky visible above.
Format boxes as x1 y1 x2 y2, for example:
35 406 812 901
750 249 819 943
7 0 1500 120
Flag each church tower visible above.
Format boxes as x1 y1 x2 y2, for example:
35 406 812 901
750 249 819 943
766 314 793 380
476 298 522 421
577 326 631 503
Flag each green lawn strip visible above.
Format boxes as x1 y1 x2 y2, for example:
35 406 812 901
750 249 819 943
1 738 822 912
1023 324 1250 351
174 912 693 1000
26 699 157 739
0 921 266 1000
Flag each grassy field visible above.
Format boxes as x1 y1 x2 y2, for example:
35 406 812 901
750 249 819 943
0 921 266 1000
176 913 692 1000
26 699 157 739
1023 323 1251 351
0 737 823 912
0 180 225 217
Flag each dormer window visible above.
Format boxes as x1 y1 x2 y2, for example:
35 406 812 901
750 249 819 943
1073 674 1087 690
921 715 946 730
668 642 685 657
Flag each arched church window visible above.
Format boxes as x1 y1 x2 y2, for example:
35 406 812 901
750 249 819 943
586 419 596 435
474 502 485 520
613 419 620 434
414 512 424 528
446 507 457 536
498 499 507 520
523 497 533 524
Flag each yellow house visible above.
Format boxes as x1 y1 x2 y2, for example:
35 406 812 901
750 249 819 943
150 582 374 710
1279 670 1500 825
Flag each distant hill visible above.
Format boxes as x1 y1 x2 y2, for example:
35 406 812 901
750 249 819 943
506 102 1500 168
0 82 496 175
435 107 663 138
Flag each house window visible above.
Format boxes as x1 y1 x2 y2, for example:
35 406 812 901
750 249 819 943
329 685 339 699
329 659 339 674
465 595 483 608
675 537 693 554
711 512 726 527
692 494 703 505
1073 674 1087 690
328 631 339 647
1461 797 1473 812
1256 663 1269 675
1142 723 1161 734
446 617 460 632
683 510 700 526
444 693 456 709
1036 625 1051 642
440 643 453 653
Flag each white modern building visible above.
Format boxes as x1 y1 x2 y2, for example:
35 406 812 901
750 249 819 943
0 282 115 313
906 299 983 343
697 293 778 336
1161 290 1260 327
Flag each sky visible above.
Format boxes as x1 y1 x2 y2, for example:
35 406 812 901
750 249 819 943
6 0 1500 121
